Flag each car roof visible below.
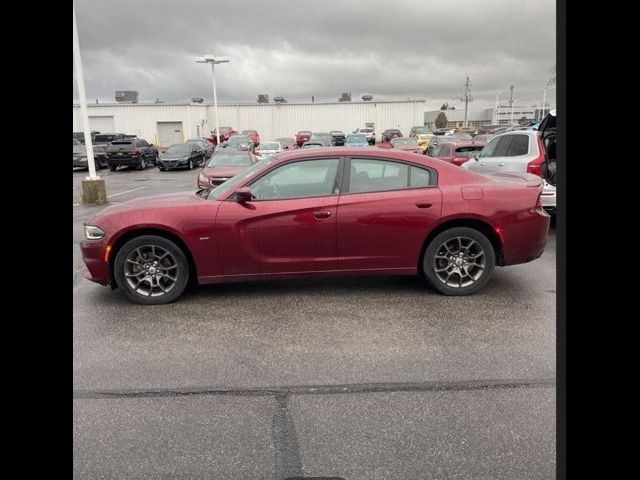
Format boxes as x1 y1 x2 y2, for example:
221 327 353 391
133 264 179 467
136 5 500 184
270 147 439 167
212 150 252 155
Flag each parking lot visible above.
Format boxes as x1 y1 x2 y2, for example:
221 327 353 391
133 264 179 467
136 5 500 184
73 166 555 478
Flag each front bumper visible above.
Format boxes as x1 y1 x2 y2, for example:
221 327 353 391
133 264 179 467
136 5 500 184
79 238 110 285
158 158 189 169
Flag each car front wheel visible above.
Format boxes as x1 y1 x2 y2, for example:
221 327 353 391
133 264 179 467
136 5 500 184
114 235 190 305
423 227 495 295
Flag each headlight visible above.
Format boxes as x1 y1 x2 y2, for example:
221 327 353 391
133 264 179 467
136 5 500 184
84 225 106 240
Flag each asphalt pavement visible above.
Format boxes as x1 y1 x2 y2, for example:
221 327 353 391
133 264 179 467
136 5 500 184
73 165 556 479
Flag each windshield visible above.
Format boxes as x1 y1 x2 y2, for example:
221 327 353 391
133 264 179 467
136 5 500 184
414 127 429 134
207 154 253 167
94 135 118 142
207 157 274 198
228 136 251 144
346 135 367 142
257 142 281 151
165 143 192 154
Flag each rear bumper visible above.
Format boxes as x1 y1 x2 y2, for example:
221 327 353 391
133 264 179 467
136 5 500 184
500 209 550 266
107 156 140 166
79 239 110 285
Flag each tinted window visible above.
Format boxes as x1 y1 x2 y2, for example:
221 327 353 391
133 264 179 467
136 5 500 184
494 136 515 156
436 145 451 156
506 135 529 156
409 166 431 187
349 159 409 193
94 135 118 142
479 135 513 158
250 159 340 200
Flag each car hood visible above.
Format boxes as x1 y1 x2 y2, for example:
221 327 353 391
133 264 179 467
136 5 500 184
92 192 203 219
202 166 245 177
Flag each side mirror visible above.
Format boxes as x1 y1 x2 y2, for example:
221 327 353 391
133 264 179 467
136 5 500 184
235 187 253 202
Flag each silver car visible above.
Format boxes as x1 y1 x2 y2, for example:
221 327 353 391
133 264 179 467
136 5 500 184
462 128 556 215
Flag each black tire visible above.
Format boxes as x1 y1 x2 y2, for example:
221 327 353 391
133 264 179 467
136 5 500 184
187 158 193 170
158 166 166 171
137 157 147 170
109 164 117 171
114 235 190 305
422 227 495 296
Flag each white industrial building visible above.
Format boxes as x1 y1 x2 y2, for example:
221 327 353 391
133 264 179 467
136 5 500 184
73 100 431 147
423 105 550 130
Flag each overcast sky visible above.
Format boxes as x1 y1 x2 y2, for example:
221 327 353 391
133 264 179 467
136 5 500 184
73 0 556 109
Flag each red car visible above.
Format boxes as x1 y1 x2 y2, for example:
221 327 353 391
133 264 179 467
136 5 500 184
207 127 236 146
197 151 258 188
80 148 550 304
429 141 487 166
241 129 260 146
295 131 312 146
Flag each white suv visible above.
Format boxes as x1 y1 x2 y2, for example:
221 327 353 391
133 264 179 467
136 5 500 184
462 115 556 215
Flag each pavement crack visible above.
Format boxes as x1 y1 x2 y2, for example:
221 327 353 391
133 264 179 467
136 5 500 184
73 378 555 400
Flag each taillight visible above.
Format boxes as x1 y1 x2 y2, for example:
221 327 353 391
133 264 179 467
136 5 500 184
131 148 139 154
527 138 546 177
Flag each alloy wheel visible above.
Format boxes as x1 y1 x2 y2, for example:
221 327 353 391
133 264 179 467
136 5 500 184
432 236 486 288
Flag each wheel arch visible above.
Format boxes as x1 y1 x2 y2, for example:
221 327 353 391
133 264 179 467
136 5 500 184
418 217 504 273
108 227 198 289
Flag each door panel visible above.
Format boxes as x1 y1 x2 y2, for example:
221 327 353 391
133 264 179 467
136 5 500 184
337 189 442 269
215 197 338 275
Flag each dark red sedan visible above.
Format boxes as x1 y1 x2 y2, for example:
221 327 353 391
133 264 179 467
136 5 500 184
80 148 550 304
197 151 258 188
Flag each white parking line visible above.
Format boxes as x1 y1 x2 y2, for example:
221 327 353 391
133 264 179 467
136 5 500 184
73 186 147 206
107 186 147 198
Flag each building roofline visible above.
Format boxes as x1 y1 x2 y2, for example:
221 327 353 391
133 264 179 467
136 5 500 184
73 99 427 107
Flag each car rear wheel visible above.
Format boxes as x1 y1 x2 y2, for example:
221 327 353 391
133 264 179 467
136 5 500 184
137 157 147 170
423 227 495 296
188 159 193 170
109 165 117 171
114 235 190 305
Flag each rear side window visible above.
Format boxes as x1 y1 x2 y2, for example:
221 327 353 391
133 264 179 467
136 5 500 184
506 135 529 156
348 159 433 193
409 166 431 187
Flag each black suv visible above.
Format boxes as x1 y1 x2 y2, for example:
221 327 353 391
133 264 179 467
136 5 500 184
106 137 158 171
329 130 346 146
381 129 403 143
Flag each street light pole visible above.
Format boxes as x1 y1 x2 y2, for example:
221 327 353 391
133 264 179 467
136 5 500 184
73 5 97 180
196 55 229 145
73 3 107 204
494 92 501 124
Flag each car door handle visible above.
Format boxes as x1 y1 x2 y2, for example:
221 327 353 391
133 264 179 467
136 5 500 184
313 210 332 219
415 201 432 208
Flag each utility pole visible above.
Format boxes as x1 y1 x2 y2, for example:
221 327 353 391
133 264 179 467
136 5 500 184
461 76 473 127
509 85 515 125
494 92 501 124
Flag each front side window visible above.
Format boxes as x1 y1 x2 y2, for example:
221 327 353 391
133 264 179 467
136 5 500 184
436 145 451 156
250 158 340 200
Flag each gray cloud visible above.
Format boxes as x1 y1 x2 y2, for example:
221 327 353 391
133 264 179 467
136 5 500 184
73 0 556 108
